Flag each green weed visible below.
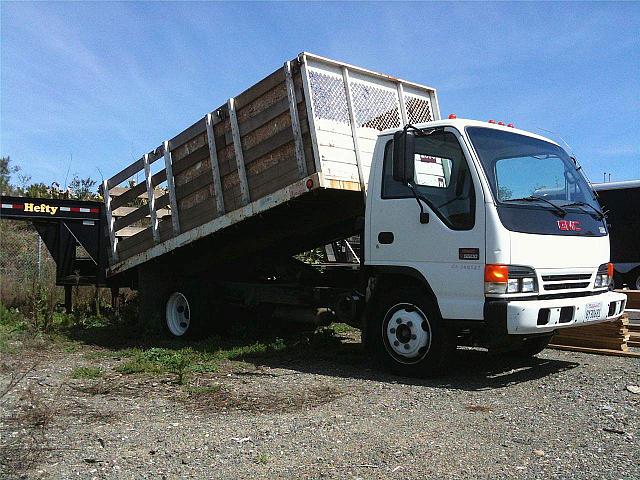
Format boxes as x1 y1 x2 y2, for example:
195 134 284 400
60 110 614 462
185 384 221 395
71 366 103 379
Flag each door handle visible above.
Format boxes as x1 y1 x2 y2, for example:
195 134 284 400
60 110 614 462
378 232 394 244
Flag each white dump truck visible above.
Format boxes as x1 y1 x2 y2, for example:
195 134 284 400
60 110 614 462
97 52 626 376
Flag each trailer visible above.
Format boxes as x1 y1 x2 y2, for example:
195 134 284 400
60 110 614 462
592 180 640 289
0 195 121 311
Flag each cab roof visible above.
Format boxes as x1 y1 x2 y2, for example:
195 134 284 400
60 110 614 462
380 118 561 147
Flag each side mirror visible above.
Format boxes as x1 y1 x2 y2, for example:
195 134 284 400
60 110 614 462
393 130 415 184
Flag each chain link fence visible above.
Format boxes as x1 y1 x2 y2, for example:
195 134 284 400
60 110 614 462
0 220 58 308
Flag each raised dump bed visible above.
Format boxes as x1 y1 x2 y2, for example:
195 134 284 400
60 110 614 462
103 53 439 276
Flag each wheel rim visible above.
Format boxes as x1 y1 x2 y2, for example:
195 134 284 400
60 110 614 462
635 275 640 291
166 292 190 337
382 303 431 364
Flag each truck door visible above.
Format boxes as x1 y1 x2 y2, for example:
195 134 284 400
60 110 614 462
367 128 486 320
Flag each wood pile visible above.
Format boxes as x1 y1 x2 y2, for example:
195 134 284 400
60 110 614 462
549 315 631 353
622 290 640 309
621 290 640 348
549 291 640 357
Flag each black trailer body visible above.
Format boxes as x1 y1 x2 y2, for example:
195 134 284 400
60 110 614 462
0 195 132 310
593 180 640 289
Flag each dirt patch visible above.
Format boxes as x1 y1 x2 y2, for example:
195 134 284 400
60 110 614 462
186 383 346 414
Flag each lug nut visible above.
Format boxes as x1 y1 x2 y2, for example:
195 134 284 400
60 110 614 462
396 318 402 324
390 328 396 334
394 340 400 347
404 344 410 350
407 321 413 327
411 334 417 340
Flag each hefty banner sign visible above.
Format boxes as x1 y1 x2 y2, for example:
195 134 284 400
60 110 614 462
1 198 100 218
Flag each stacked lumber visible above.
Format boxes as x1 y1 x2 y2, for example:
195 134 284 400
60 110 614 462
548 314 640 358
549 316 630 351
622 290 640 309
619 290 640 347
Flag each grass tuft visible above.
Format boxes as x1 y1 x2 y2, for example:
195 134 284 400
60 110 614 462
71 366 103 379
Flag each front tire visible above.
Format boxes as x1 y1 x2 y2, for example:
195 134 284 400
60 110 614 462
364 287 454 377
507 335 551 358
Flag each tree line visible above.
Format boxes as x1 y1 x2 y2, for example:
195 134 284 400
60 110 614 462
0 156 101 201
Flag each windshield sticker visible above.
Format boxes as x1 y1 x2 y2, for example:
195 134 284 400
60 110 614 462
557 220 581 231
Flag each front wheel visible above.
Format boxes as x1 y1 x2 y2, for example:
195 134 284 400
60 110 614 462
507 335 552 358
364 287 454 377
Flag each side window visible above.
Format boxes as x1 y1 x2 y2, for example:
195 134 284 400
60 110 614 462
382 132 475 230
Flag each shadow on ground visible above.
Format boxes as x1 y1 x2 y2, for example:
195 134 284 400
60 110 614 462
64 318 579 392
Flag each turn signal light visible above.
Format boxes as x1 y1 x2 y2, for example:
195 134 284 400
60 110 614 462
607 262 614 277
485 264 508 283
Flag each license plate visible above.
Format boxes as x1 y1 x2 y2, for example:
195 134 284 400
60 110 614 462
585 302 602 321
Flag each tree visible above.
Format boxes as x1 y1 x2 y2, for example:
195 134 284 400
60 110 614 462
68 175 99 200
0 156 20 195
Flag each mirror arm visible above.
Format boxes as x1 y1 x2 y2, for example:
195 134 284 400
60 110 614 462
407 182 429 224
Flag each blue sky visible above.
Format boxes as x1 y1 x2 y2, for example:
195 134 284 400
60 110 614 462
1 1 638 188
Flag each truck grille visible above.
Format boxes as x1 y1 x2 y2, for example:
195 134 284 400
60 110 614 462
542 273 592 292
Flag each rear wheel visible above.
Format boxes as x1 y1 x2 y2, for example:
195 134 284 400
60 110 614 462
165 292 191 337
162 287 222 339
364 287 454 377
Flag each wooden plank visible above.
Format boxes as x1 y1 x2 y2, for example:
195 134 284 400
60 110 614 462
102 179 118 262
155 193 170 210
234 66 285 110
107 157 145 190
175 172 213 201
113 205 152 232
116 227 153 251
172 145 210 177
167 117 208 151
143 153 160 243
116 226 146 237
284 60 307 177
110 186 165 198
547 344 640 358
163 140 181 236
179 201 218 233
620 290 640 309
112 206 170 217
206 112 225 215
228 97 250 205
243 119 309 166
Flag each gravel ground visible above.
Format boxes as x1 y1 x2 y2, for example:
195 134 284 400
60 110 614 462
1 329 639 479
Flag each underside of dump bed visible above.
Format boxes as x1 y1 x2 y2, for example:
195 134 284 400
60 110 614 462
111 183 364 277
103 53 438 277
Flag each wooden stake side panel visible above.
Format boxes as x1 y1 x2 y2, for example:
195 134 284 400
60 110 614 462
106 63 314 264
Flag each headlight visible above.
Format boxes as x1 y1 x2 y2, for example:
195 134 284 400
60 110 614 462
485 265 538 294
594 263 613 289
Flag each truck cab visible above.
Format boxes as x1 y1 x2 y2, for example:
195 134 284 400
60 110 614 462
362 118 627 375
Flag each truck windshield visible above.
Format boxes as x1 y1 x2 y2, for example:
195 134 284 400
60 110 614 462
466 127 600 213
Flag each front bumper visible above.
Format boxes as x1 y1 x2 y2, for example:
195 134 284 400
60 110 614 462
499 290 627 335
